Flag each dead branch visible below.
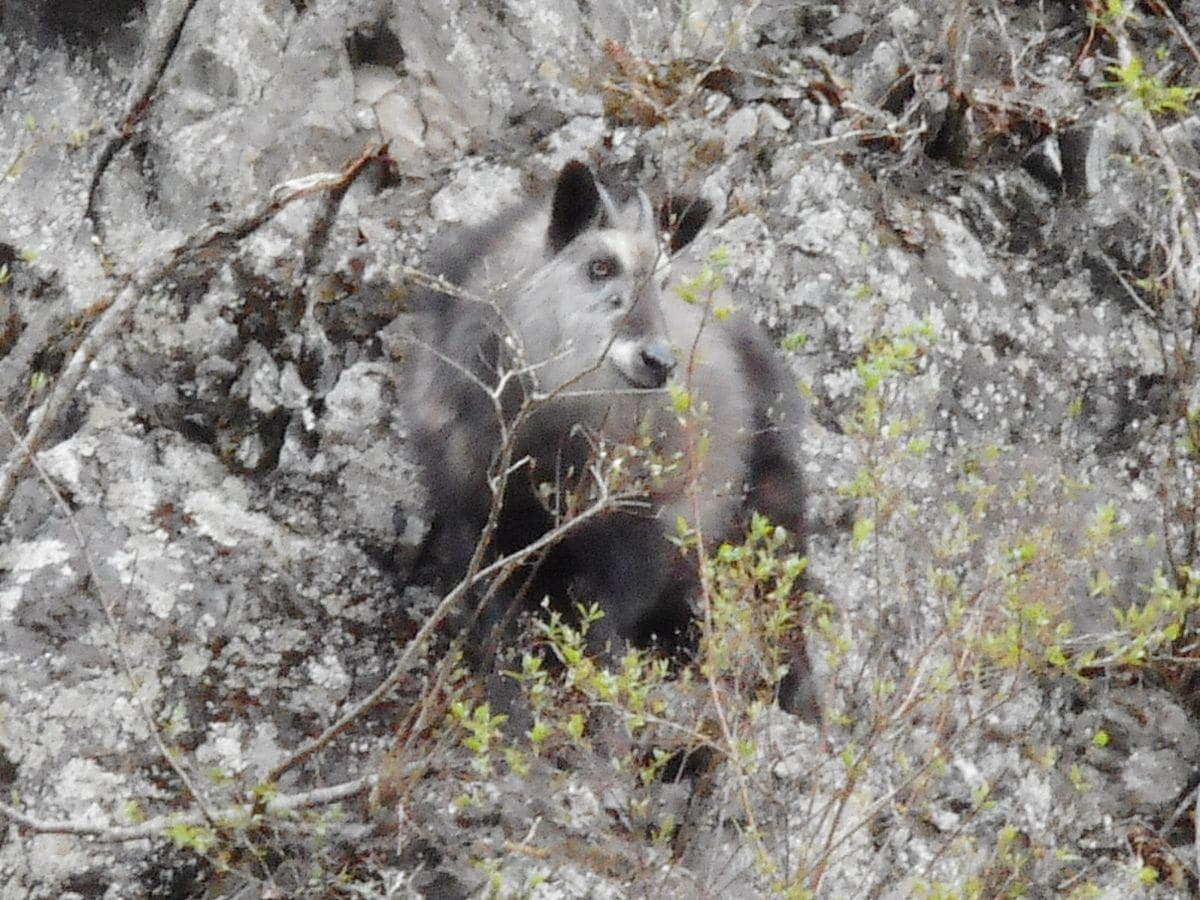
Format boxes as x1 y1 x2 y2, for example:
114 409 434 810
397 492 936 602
0 407 225 835
86 0 205 253
0 775 375 843
0 143 388 513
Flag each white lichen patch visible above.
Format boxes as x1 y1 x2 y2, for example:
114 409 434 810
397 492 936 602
306 651 352 705
107 536 194 619
103 477 164 528
245 721 285 780
238 341 284 414
320 362 388 440
177 642 212 678
34 435 95 498
927 210 993 283
430 163 524 226
556 778 603 835
184 480 310 558
278 362 311 417
1018 771 1055 838
0 538 74 587
0 587 21 621
195 721 249 776
1122 748 1190 808
55 757 127 812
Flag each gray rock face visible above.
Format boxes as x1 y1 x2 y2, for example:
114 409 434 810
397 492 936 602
2 0 1200 896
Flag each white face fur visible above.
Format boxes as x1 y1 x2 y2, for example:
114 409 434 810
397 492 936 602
510 188 676 397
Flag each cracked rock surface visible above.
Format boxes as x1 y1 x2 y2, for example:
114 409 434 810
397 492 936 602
2 0 1200 896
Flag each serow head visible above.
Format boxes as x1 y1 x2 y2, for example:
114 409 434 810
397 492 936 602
526 161 711 392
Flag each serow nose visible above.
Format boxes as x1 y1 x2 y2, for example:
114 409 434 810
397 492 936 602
641 341 676 387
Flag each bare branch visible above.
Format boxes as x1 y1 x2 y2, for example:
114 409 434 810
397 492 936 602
265 452 644 785
0 143 388 513
0 776 375 843
0 408 223 832
85 0 205 253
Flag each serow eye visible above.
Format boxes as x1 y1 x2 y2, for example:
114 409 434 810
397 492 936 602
587 255 620 282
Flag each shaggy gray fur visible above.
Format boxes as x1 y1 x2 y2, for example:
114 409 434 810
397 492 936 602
402 160 814 716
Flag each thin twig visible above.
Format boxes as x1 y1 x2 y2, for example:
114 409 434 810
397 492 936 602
0 143 387 513
86 0 205 251
1149 0 1200 68
0 776 374 842
0 144 393 850
265 473 642 785
0 408 222 833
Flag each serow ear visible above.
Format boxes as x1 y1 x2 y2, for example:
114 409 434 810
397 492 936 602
548 160 602 253
659 195 712 254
